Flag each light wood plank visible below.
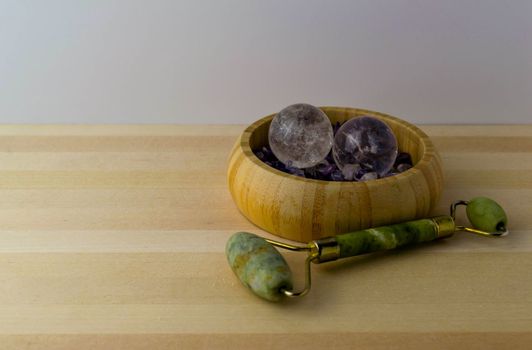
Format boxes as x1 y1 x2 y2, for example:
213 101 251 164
0 229 530 253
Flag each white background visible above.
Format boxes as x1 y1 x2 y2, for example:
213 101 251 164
0 0 531 124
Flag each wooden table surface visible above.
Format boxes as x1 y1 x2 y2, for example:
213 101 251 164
1 125 531 349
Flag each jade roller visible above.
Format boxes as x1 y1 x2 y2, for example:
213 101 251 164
226 197 508 301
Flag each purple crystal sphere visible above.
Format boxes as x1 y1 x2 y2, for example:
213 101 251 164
332 116 398 176
268 103 333 169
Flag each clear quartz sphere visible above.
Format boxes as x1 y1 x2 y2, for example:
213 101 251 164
332 116 398 177
268 103 334 169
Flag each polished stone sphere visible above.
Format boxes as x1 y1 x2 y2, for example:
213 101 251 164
268 103 333 169
333 116 398 176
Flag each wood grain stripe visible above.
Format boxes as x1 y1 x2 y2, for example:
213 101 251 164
1 333 531 350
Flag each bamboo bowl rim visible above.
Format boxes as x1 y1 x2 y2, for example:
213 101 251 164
239 106 433 186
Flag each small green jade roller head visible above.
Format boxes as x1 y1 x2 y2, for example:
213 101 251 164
226 197 508 302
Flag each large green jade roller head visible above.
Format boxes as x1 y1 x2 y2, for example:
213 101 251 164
226 197 508 302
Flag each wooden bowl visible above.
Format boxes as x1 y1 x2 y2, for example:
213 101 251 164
227 106 443 243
